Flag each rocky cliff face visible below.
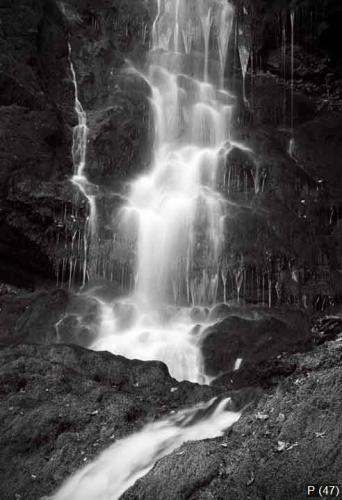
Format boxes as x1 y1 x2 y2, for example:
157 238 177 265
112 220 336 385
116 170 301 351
0 0 76 287
57 0 153 286
1 0 340 308
0 0 152 289
213 0 342 310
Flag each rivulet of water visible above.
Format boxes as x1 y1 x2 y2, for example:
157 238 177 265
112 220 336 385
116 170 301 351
68 43 97 286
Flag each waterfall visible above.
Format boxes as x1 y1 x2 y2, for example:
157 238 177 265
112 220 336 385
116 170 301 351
52 3 242 498
91 0 236 383
51 398 240 500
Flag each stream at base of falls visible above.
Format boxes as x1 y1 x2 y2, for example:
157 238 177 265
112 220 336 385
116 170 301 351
51 398 240 500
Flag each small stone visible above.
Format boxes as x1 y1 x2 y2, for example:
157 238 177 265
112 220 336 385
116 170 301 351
276 441 288 452
256 412 269 421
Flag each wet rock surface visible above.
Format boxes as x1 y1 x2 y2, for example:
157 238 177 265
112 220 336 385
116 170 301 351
0 288 69 345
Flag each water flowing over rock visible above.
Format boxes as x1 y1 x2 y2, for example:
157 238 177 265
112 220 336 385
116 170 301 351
1 0 342 498
75 0 241 384
51 397 240 500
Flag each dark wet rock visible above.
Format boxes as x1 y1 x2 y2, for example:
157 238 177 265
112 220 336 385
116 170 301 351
247 74 316 127
81 279 123 301
0 0 78 287
0 343 228 500
220 119 339 307
122 337 342 500
0 287 108 348
86 82 152 188
0 0 152 289
208 303 232 321
0 288 69 345
312 314 342 345
293 112 342 200
215 357 297 390
201 311 312 386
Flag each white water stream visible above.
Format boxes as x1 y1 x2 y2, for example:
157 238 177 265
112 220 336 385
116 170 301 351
52 398 240 500
91 0 237 384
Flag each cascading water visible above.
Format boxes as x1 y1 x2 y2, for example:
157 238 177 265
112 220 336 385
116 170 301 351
51 398 240 500
68 43 97 286
238 7 251 107
52 3 242 497
90 0 237 383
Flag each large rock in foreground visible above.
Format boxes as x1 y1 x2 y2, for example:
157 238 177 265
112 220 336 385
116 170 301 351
0 343 223 500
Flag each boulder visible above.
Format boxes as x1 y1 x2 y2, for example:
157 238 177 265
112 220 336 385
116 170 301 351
201 311 312 386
